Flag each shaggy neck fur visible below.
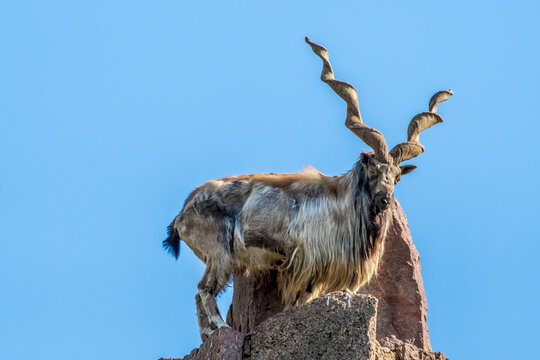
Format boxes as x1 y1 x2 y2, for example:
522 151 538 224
278 161 392 306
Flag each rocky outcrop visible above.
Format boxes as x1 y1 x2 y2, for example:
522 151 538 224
248 291 378 360
162 199 448 359
226 270 283 335
170 291 447 360
358 199 431 351
178 327 244 360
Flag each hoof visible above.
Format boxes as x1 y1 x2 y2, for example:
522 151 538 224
200 327 213 342
210 315 230 330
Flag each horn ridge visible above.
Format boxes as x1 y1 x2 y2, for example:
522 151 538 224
306 37 390 163
390 90 452 164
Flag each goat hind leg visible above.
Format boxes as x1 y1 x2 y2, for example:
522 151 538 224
198 260 231 331
195 293 213 341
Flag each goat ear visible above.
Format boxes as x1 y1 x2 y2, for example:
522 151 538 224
360 152 370 165
400 165 417 175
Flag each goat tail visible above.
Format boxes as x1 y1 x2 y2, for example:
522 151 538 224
163 219 181 259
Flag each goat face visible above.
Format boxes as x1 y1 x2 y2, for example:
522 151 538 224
360 152 417 212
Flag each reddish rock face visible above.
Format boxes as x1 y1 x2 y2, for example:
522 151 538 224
226 199 432 351
358 198 431 351
226 270 283 334
170 292 447 360
179 327 244 360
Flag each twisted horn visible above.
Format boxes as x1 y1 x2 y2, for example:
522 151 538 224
305 37 391 164
389 90 453 164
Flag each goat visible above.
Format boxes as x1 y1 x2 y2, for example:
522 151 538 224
163 37 452 340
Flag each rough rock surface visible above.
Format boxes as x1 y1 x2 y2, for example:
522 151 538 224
169 291 447 360
227 199 431 351
358 199 431 351
248 291 378 360
176 327 244 360
226 270 283 334
382 339 448 360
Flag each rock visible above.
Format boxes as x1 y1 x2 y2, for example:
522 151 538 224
172 291 447 360
248 291 378 360
179 327 244 360
358 199 431 351
226 270 283 334
382 339 448 360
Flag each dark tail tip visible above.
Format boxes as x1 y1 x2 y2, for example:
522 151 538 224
163 223 181 259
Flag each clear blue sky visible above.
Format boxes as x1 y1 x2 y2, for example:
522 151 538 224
1 1 539 359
